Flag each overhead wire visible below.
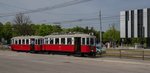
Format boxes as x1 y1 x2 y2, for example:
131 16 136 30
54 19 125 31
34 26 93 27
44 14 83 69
0 0 148 28
0 0 92 17
45 12 150 25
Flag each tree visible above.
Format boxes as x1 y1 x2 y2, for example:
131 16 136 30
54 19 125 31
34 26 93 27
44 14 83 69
103 25 120 44
2 22 13 44
0 22 3 42
52 25 62 33
37 24 53 36
84 26 89 33
131 38 146 45
64 26 84 33
30 24 39 35
13 13 32 36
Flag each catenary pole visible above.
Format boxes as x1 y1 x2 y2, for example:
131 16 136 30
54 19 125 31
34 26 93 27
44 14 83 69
99 10 102 47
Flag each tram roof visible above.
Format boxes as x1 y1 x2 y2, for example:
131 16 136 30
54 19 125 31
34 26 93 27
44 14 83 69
44 34 96 38
12 36 43 39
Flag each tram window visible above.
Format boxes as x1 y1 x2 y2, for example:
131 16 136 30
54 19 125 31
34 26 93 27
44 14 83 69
15 40 17 44
26 39 29 44
19 39 21 44
41 39 43 44
87 38 89 45
35 39 38 44
67 38 72 45
82 38 85 45
50 38 53 44
45 38 48 44
38 39 41 44
90 38 94 45
61 38 65 45
22 39 25 44
55 38 59 44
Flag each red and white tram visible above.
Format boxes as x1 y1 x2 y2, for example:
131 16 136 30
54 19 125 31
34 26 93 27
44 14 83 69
10 34 96 56
11 36 43 52
43 34 96 56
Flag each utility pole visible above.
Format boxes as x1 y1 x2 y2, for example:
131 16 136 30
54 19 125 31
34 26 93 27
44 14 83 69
99 10 102 47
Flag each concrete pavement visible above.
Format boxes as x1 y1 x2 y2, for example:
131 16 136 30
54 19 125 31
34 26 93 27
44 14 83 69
0 51 150 73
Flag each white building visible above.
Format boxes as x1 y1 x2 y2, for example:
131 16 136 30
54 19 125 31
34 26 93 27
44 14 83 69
120 8 150 38
120 8 150 47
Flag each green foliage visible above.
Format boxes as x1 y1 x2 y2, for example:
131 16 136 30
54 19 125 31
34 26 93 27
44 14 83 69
2 22 13 44
30 24 63 36
65 26 85 33
0 13 122 44
52 25 62 33
103 26 120 43
30 24 41 35
0 21 121 45
0 22 3 42
131 38 146 44
37 24 52 36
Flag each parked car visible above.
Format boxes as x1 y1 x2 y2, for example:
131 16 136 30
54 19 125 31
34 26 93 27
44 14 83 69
96 46 106 54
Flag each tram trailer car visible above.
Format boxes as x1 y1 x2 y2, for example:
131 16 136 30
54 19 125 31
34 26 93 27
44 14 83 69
43 34 96 56
11 36 43 52
10 34 97 56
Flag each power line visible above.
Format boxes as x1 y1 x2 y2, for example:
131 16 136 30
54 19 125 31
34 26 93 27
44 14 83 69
45 12 150 24
22 0 92 14
0 0 92 17
44 12 98 15
0 2 28 11
46 15 120 24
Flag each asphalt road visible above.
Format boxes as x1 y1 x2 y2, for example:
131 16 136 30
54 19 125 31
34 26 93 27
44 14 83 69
0 51 150 73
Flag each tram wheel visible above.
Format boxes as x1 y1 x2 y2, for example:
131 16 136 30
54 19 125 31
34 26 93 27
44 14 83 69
81 53 85 57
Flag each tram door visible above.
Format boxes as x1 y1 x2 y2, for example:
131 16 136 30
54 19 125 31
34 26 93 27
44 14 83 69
37 39 43 51
30 38 35 52
74 37 81 53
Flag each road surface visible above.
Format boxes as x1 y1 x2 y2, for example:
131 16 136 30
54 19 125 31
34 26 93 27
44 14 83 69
0 51 150 73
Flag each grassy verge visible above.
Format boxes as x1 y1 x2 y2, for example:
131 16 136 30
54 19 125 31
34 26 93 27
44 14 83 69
0 45 10 51
102 49 150 60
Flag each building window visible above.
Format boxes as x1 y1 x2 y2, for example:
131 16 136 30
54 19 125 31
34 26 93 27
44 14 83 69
131 10 134 37
148 9 150 37
137 9 143 38
125 11 129 38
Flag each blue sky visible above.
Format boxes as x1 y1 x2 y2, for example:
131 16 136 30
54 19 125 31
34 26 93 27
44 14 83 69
0 0 150 31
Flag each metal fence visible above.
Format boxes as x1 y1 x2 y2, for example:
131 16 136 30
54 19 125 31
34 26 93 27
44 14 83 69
103 49 150 60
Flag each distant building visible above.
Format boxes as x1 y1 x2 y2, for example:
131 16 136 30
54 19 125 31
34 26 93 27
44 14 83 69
120 8 150 47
